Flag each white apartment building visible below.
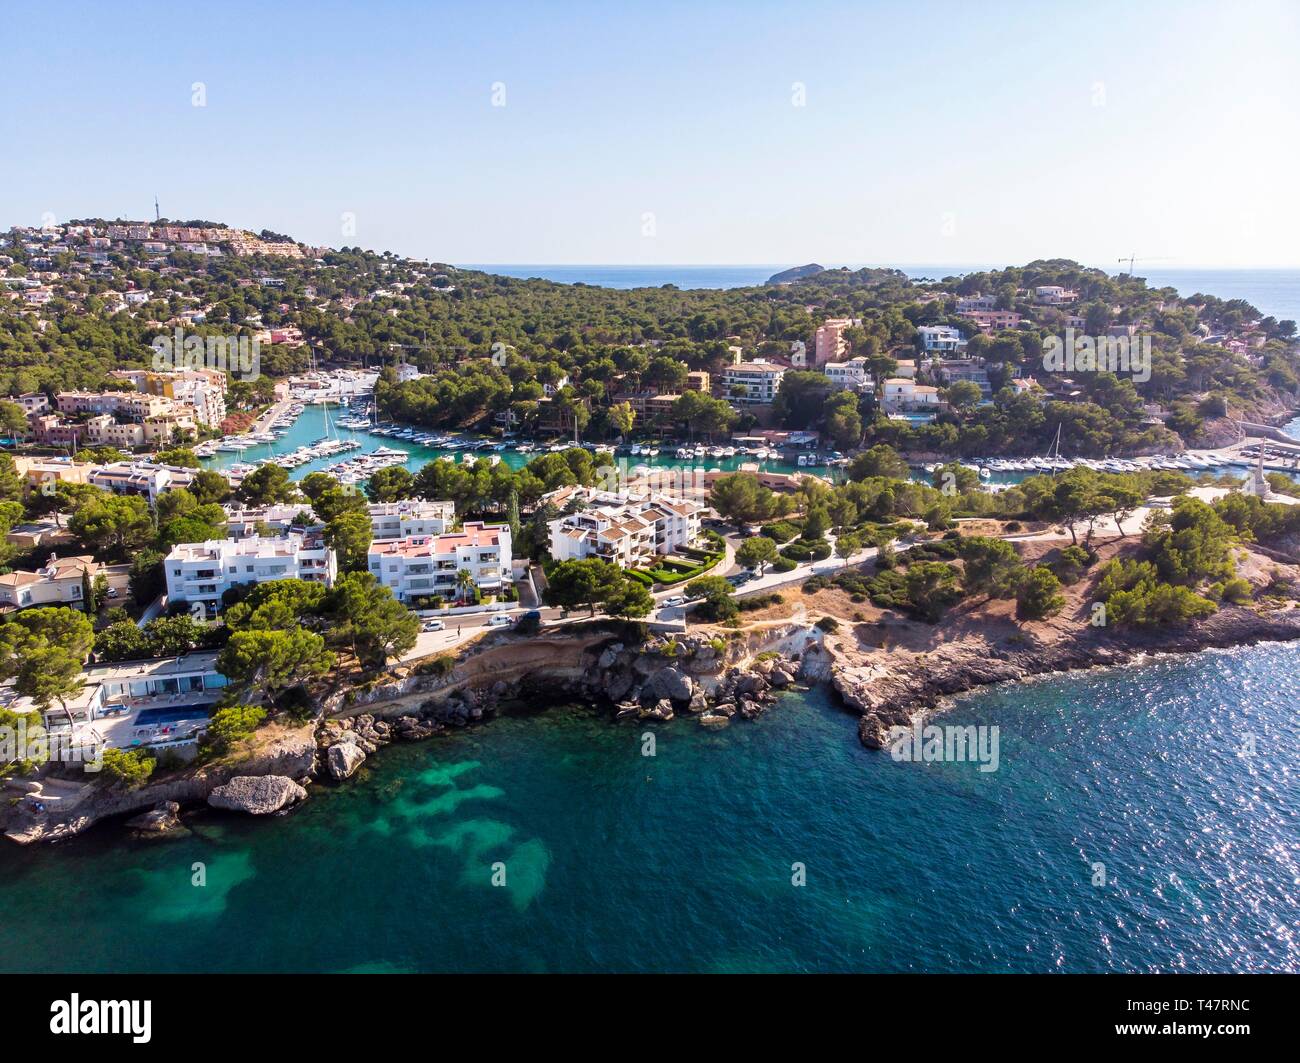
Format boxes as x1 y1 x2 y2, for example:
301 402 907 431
367 522 512 603
165 532 337 617
824 357 873 392
548 490 704 567
224 503 319 538
721 360 786 406
88 462 173 503
367 499 454 540
916 326 966 354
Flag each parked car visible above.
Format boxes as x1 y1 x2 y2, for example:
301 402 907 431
106 586 119 598
663 596 686 608
487 614 512 627
422 618 445 631
515 610 542 632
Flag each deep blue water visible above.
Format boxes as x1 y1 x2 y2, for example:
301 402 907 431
0 646 1296 972
462 264 1300 322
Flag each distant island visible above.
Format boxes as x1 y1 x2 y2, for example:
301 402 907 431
766 263 825 285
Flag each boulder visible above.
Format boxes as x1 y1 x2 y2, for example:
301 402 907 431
642 699 675 721
698 713 731 729
208 776 307 816
126 801 183 834
646 666 694 704
768 667 794 688
603 670 636 703
327 741 367 781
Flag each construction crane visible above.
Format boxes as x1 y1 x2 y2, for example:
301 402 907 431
1117 254 1171 276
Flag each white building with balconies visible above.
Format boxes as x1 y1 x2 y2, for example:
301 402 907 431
164 532 336 617
547 489 704 567
367 499 454 540
721 360 786 406
367 522 512 603
916 326 966 354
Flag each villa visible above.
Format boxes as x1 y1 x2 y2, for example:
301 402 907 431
0 555 100 612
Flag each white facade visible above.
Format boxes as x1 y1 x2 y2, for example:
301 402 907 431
721 361 786 405
1034 285 1078 305
367 522 512 603
367 499 454 540
882 378 942 410
165 532 337 617
824 357 873 392
548 491 703 567
916 326 965 353
88 462 173 502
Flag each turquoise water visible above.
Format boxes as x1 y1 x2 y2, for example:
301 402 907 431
204 404 808 483
0 644 1296 972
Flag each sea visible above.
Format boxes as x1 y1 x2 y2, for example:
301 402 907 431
0 266 1297 973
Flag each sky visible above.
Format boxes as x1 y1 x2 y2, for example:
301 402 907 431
3 0 1297 268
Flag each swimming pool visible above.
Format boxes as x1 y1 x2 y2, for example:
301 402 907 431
133 707 213 727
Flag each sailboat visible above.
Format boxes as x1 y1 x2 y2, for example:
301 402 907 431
1035 423 1070 471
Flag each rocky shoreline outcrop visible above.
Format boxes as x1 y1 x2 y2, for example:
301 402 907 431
208 775 308 815
2 722 317 846
18 603 1288 845
835 606 1300 749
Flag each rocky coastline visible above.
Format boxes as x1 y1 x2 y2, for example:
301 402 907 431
7 604 1300 847
1 624 824 846
834 605 1300 749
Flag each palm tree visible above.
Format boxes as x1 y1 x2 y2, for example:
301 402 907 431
455 568 475 605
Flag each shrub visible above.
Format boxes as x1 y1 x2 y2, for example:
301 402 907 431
738 592 784 612
1050 545 1093 585
415 655 456 677
760 520 801 544
1016 566 1066 621
815 616 840 632
98 747 156 789
771 556 798 572
203 705 267 754
1220 577 1253 605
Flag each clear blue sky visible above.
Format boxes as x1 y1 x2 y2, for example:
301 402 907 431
3 0 1296 267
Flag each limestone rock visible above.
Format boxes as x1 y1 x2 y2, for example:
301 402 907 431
327 741 367 780
646 666 694 703
126 801 183 834
208 776 307 816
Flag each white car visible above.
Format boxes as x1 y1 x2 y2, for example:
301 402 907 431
422 618 445 632
487 615 512 627
663 596 686 608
